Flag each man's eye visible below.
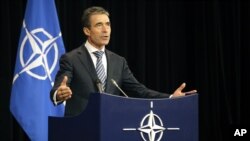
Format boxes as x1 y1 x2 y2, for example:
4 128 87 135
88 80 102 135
96 24 102 27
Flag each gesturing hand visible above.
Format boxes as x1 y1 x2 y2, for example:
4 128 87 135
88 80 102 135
56 76 72 101
171 83 197 98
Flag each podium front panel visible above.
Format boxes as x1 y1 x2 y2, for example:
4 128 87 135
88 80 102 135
49 93 198 141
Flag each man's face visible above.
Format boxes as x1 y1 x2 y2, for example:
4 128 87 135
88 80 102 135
84 14 111 49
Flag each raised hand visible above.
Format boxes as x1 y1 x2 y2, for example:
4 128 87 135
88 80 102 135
171 83 197 98
56 76 72 101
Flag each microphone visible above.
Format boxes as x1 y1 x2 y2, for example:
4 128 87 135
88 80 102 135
111 79 128 97
96 79 104 93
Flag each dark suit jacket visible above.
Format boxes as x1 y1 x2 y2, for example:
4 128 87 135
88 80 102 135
51 44 169 116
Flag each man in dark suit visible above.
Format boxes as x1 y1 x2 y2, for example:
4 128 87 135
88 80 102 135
50 6 197 116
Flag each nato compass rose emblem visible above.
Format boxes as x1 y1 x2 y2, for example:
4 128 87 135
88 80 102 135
123 101 180 141
13 21 62 86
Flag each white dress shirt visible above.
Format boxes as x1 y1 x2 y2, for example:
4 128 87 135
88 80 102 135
85 41 107 75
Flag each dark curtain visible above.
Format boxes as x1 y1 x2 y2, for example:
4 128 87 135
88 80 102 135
1 0 249 141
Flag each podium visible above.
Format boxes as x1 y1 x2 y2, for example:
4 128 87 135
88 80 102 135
49 93 198 141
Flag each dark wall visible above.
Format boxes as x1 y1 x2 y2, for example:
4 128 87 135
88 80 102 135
1 0 249 141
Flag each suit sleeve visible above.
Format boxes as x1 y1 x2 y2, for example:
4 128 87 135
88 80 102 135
120 58 170 98
50 54 73 103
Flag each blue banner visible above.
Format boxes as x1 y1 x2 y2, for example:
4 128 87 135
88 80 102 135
10 0 65 140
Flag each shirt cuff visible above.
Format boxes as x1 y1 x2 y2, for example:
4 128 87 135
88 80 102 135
53 90 66 105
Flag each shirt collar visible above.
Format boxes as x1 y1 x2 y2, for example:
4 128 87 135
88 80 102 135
85 40 105 53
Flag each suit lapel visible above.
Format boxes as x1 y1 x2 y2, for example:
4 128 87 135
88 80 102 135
77 46 98 82
76 46 115 92
105 49 115 92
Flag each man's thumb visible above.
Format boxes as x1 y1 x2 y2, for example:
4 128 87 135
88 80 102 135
60 76 68 86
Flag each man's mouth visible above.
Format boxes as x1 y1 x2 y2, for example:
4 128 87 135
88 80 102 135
101 36 109 39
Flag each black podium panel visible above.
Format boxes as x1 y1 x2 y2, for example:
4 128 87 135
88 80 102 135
49 93 198 141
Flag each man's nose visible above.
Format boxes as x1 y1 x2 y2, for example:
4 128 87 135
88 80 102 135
102 25 109 32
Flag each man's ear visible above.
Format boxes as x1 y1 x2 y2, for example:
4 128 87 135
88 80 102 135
83 27 90 36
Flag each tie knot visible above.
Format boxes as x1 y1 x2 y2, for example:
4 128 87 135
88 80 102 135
93 51 104 59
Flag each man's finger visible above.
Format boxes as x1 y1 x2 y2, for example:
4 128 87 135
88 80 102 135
177 82 186 91
185 90 197 94
60 76 68 86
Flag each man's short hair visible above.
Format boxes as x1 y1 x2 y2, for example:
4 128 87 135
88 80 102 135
81 6 109 28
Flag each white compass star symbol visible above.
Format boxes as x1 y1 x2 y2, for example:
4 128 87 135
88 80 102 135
13 21 61 85
123 101 180 141
138 111 166 141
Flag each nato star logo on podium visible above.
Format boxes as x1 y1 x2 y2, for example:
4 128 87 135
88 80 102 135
123 101 180 141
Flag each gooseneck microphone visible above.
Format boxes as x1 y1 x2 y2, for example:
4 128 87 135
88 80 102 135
96 79 104 93
111 79 128 97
